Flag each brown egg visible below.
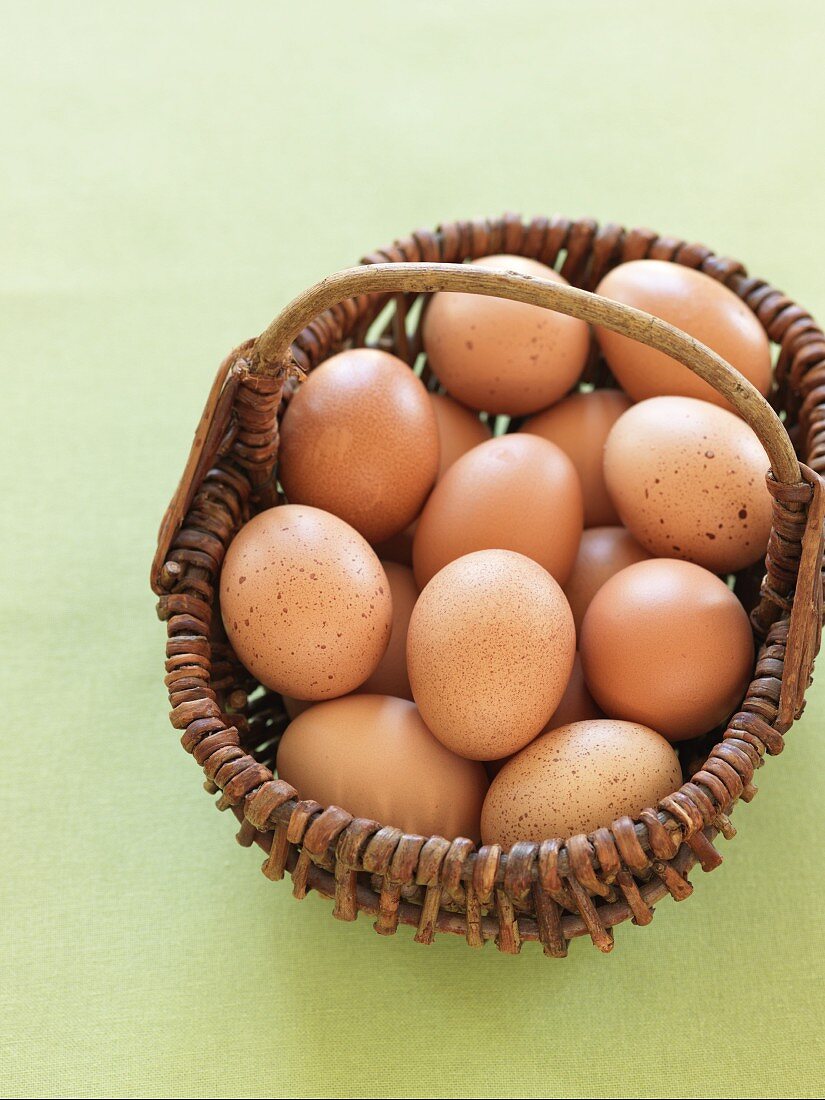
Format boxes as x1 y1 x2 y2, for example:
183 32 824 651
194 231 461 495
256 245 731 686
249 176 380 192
563 526 652 635
355 562 417 700
521 389 632 526
371 393 491 565
282 695 312 720
481 719 682 847
595 260 772 409
422 254 590 416
276 695 488 841
604 396 773 573
429 391 492 478
580 558 754 741
407 550 575 760
278 348 439 543
545 653 602 728
485 654 601 778
413 433 583 589
220 504 392 700
371 524 415 567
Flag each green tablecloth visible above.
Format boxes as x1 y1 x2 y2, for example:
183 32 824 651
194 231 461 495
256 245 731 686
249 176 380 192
3 3 824 1097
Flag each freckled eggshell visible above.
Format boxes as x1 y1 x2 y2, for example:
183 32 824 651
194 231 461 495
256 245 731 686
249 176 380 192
422 255 590 416
595 260 772 410
220 504 392 700
580 558 755 741
278 348 439 543
407 549 576 760
355 562 417 700
485 653 601 778
413 433 583 589
563 526 652 635
371 392 491 566
521 389 632 526
276 695 488 841
481 719 682 847
604 395 773 573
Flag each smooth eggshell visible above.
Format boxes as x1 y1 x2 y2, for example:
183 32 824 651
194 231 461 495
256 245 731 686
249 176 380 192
595 260 772 409
521 389 632 526
580 558 754 741
563 526 652 636
603 395 773 573
355 562 417 700
220 505 392 700
278 348 439 543
422 255 590 416
413 433 583 589
481 719 682 847
407 549 576 760
276 695 488 841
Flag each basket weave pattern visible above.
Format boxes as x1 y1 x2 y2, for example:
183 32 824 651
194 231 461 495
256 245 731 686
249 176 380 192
153 215 825 955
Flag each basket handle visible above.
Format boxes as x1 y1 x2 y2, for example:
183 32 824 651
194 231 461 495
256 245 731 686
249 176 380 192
153 260 810 600
250 261 800 484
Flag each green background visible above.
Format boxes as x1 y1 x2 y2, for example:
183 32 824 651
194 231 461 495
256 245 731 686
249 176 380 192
3 2 824 1097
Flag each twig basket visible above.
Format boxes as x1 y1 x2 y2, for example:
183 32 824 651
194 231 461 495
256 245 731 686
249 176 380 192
152 214 825 955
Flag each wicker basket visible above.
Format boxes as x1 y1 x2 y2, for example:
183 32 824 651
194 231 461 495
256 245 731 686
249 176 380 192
152 214 825 956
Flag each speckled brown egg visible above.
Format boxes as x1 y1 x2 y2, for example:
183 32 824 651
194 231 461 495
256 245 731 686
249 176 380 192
220 504 392 700
521 389 632 526
604 396 773 573
407 550 575 760
278 348 439 543
355 562 417 700
595 260 773 409
276 695 488 841
563 526 652 635
481 719 682 847
580 558 754 741
413 433 583 589
422 254 590 416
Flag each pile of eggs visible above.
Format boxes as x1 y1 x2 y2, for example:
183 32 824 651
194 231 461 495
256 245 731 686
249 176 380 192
220 255 775 848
